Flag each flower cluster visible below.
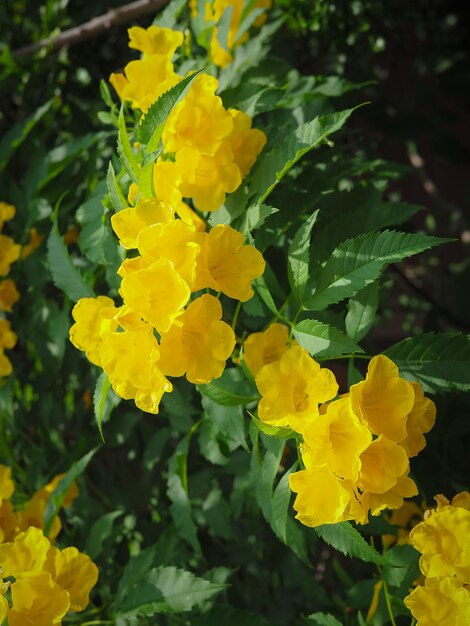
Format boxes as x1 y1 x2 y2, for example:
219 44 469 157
0 465 97 624
189 0 272 68
404 492 470 625
111 26 266 212
0 203 20 379
72 28 266 414
250 335 436 526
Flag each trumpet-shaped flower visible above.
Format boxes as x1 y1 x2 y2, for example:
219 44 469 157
194 224 265 301
404 576 470 626
128 25 183 57
120 258 190 333
289 466 352 527
9 572 70 626
228 109 267 177
401 382 436 457
0 526 50 578
243 323 292 377
158 294 235 384
256 345 338 433
355 473 418 524
69 296 118 367
0 279 20 312
0 234 21 276
111 197 174 249
358 435 410 494
350 354 415 442
301 398 372 481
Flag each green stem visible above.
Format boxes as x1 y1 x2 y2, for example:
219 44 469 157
316 353 372 362
231 300 242 332
382 579 398 626
181 418 203 494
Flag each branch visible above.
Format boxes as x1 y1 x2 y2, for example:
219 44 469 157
13 0 171 58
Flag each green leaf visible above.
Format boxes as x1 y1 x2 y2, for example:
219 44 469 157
271 464 295 543
384 332 470 393
202 396 247 451
239 203 278 235
305 613 343 626
106 161 127 211
254 274 280 316
85 511 123 559
117 106 139 183
250 414 295 439
251 107 359 203
345 282 379 342
167 474 201 555
93 373 120 442
198 368 259 407
315 522 386 565
116 565 226 617
138 70 203 144
288 210 319 304
294 319 363 357
216 5 234 53
47 222 94 302
0 100 53 173
44 448 98 537
306 230 451 311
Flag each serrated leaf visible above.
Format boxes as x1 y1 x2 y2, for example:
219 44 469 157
288 210 319 304
305 613 343 626
316 522 386 565
117 106 139 183
44 448 98 537
239 203 278 235
93 373 120 442
198 368 259 406
250 414 295 439
384 332 470 392
117 565 226 616
271 464 296 543
251 107 359 203
254 274 280 316
167 474 201 555
294 319 363 357
306 230 451 311
138 70 203 144
85 510 123 559
106 161 127 211
345 282 379 342
47 222 94 302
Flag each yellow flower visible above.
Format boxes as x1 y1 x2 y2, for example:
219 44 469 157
358 435 410 495
0 234 21 276
350 354 415 443
0 526 50 578
0 279 20 312
355 473 418 524
0 351 13 378
127 181 139 205
410 505 470 583
137 220 203 288
0 319 17 350
401 382 436 457
0 465 14 504
451 491 470 511
110 55 181 113
255 345 338 433
158 294 236 384
289 466 352 527
117 255 149 278
383 500 424 547
243 323 293 377
15 493 62 541
9 572 70 626
100 323 172 414
21 227 44 259
163 74 233 156
0 202 15 230
120 258 190 333
36 474 79 509
0 500 19 542
69 296 118 367
128 25 184 57
44 546 98 612
228 109 267 177
0 594 8 623
111 197 174 249
301 397 372 481
193 224 265 301
404 576 470 626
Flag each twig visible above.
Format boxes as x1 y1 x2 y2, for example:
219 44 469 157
13 0 170 58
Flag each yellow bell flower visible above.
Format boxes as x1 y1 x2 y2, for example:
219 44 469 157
404 576 470 626
256 345 338 433
0 279 20 312
228 109 267 177
0 350 13 378
401 382 436 457
163 74 233 156
0 500 19 542
355 473 418 524
111 197 174 249
358 435 410 495
44 546 99 612
350 354 415 443
289 466 352 527
0 234 21 276
0 465 14 504
194 224 265 301
117 255 149 278
158 294 236 384
8 572 70 626
0 594 7 623
0 318 16 351
0 202 15 230
0 526 50 578
120 258 190 333
128 25 184 57
35 474 79 509
15 493 62 542
410 505 470 583
243 323 292 377
301 397 372 481
69 296 118 367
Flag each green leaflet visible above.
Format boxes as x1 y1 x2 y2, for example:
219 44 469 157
288 210 319 305
384 332 470 392
304 613 343 626
294 319 364 357
106 161 127 211
316 522 386 565
47 222 94 302
117 106 139 183
251 107 360 203
306 230 451 311
345 282 380 342
198 368 259 407
167 473 201 555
